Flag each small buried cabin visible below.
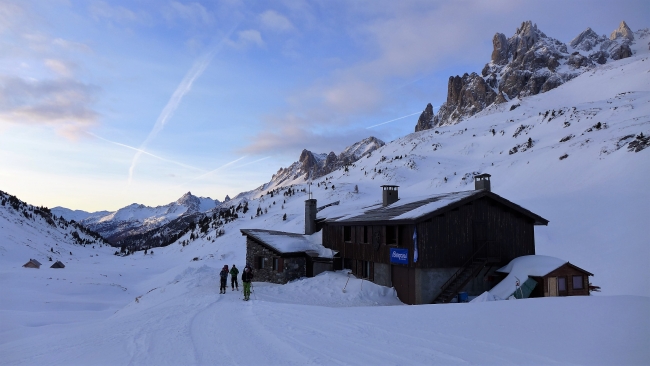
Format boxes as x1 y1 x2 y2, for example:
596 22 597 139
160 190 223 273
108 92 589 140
489 255 594 299
241 229 334 284
23 259 42 269
317 175 549 305
50 261 66 269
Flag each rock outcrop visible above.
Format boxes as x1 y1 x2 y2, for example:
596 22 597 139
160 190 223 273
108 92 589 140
415 21 642 132
270 136 385 184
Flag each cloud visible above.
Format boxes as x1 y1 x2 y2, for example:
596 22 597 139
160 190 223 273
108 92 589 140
227 29 265 49
44 59 75 77
0 76 100 138
88 0 138 22
163 1 213 25
259 10 295 32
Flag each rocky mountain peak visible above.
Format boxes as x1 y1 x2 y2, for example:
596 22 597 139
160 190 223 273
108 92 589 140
415 103 435 132
176 191 197 205
415 20 640 132
570 27 603 51
610 21 634 41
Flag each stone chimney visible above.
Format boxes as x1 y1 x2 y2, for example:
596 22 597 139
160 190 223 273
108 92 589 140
474 173 491 191
381 185 399 207
304 199 317 235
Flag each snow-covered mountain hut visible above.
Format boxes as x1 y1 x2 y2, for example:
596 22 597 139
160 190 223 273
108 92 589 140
240 229 334 284
22 259 42 269
490 255 593 299
316 175 549 305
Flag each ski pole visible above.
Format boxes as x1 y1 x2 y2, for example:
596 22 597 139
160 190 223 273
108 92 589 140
252 283 257 300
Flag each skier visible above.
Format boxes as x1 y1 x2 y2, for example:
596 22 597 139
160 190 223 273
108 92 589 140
219 265 229 294
242 266 254 300
230 264 239 291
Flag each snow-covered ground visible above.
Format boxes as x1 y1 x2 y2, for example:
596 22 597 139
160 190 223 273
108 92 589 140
1 26 650 366
1 249 648 365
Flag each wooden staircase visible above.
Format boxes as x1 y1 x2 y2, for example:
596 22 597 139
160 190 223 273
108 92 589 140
431 241 494 304
432 258 488 304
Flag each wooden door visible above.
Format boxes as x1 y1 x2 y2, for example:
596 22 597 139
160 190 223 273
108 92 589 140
548 277 558 297
391 265 415 305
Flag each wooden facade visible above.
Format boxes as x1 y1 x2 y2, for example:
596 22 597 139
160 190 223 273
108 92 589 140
530 263 593 297
319 189 548 304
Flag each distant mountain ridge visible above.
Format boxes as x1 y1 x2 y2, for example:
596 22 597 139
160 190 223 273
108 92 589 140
415 20 646 131
54 192 219 244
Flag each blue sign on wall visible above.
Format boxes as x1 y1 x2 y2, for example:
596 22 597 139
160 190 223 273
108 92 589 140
390 248 409 264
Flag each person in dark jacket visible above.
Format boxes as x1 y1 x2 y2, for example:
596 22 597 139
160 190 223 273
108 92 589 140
242 266 253 300
219 265 229 294
230 264 239 291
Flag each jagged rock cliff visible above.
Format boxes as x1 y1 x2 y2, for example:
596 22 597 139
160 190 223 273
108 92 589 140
269 136 385 185
415 20 642 132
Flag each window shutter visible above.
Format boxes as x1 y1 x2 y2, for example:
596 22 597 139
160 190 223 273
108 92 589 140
278 258 284 273
254 256 260 269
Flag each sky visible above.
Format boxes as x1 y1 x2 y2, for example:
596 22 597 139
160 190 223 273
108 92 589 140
0 0 648 212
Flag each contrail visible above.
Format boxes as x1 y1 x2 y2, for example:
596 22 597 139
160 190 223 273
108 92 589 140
366 112 422 129
128 26 237 184
232 156 271 169
87 132 207 172
175 155 249 188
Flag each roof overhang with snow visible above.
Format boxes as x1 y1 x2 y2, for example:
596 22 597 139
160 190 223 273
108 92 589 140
318 189 548 226
240 229 334 259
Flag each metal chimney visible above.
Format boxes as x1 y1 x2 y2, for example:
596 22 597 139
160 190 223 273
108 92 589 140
304 199 317 235
381 185 399 207
474 173 491 192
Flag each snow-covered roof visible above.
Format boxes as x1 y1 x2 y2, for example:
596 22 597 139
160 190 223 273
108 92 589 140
318 189 548 225
490 255 579 300
241 229 335 258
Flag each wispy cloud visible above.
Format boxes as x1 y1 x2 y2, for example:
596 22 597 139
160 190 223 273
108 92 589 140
259 10 294 32
86 132 206 172
128 26 237 184
0 76 100 138
163 1 213 25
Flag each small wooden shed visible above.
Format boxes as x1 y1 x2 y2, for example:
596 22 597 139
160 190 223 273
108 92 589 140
533 262 593 297
241 229 334 284
50 261 66 269
23 259 42 269
491 255 594 299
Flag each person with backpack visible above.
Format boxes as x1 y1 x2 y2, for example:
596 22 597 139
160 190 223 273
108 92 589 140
219 265 229 294
242 266 254 301
230 264 239 291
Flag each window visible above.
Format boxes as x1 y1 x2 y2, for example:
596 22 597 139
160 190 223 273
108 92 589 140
558 277 567 292
258 256 266 269
343 226 352 242
573 275 584 290
363 226 369 244
362 261 371 279
386 225 398 245
273 258 279 271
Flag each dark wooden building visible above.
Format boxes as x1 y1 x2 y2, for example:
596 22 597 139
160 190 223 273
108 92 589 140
50 261 66 269
316 175 549 305
241 229 334 284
